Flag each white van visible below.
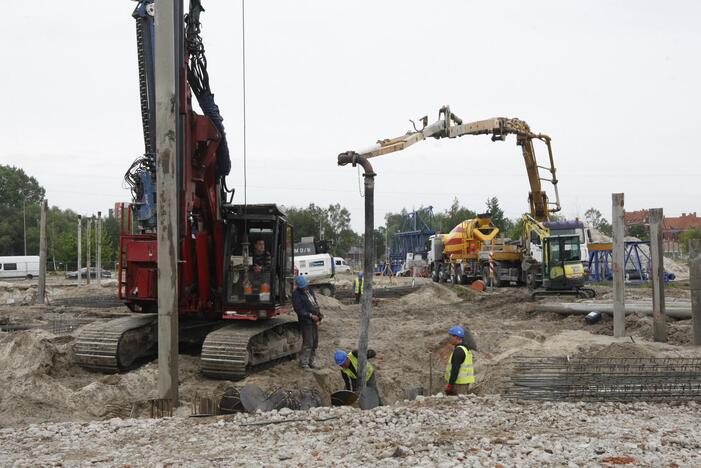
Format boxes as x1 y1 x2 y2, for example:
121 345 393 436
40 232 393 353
295 253 335 281
0 256 40 280
333 257 352 273
294 253 336 296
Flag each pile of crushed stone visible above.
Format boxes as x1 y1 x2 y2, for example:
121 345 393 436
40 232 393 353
2 394 701 466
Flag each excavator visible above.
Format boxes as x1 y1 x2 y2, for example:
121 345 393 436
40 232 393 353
74 1 301 379
340 105 594 297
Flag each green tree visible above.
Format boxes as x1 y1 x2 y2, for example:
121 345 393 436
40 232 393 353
485 196 514 234
628 224 649 241
434 198 476 233
0 165 46 255
283 203 359 258
584 207 612 237
680 228 701 254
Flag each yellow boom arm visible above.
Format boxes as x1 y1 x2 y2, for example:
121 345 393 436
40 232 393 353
347 105 561 222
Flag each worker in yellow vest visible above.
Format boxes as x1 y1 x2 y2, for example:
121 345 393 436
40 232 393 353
444 325 475 395
334 349 383 408
353 272 364 304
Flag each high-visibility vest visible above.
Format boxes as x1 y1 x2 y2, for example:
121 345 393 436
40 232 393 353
444 345 475 384
354 278 364 294
341 352 374 382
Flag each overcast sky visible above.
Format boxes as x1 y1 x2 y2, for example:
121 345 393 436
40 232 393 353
2 1 699 232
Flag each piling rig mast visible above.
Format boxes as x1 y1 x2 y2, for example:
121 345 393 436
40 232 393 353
74 1 300 379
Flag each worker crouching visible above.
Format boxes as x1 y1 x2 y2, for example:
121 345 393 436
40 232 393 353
444 325 475 395
334 349 383 409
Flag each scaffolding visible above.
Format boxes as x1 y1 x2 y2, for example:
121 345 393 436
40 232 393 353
587 240 674 283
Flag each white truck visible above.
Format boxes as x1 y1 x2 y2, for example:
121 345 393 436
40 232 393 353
0 256 40 280
294 253 336 296
333 257 352 273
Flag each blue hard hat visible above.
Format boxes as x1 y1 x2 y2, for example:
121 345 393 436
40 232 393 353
295 275 309 288
448 325 465 338
358 272 363 277
334 350 348 366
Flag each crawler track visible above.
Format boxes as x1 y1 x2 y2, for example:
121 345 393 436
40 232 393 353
74 314 158 372
200 316 301 380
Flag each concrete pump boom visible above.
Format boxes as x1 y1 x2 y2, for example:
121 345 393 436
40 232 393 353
345 105 561 222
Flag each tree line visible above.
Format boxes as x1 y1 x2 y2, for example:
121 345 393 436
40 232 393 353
11 163 700 268
0 165 119 270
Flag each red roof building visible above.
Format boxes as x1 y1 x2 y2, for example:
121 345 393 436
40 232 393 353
624 210 701 253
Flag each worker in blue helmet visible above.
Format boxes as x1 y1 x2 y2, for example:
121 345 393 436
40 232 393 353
354 272 364 304
334 348 383 409
444 325 476 395
292 275 323 369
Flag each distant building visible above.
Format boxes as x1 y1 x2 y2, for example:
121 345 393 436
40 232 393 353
624 210 701 254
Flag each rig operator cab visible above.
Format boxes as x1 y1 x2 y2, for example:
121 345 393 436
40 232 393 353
223 204 294 318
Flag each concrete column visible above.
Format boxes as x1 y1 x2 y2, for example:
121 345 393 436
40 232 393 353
77 215 82 287
86 219 92 285
612 193 625 337
690 239 701 346
96 211 102 286
37 200 48 304
649 208 667 342
155 0 181 404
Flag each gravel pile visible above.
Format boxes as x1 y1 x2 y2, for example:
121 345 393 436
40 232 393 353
2 394 700 466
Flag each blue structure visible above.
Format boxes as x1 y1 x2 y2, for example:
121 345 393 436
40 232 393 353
588 241 675 283
389 207 435 273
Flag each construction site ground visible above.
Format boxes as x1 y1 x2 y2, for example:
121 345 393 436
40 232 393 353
1 274 700 465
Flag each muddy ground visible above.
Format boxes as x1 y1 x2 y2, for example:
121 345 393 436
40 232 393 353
0 276 698 428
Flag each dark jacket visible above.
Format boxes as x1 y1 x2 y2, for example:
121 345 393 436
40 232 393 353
252 250 271 269
342 349 376 391
292 287 321 325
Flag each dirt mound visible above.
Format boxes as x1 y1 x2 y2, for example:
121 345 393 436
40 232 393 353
0 330 74 376
399 283 460 308
589 342 658 359
0 330 78 426
317 294 344 311
0 283 37 305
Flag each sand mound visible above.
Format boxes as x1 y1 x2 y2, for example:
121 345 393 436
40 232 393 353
399 283 460 308
0 330 73 376
317 294 344 311
589 342 658 359
0 284 37 305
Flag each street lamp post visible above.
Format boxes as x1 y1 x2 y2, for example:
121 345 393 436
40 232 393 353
23 198 27 256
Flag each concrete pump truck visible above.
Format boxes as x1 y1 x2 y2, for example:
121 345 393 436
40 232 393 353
74 1 301 379
340 106 594 298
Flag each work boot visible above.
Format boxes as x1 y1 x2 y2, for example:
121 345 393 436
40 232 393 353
299 348 311 368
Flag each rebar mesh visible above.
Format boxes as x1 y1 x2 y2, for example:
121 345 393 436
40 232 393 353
508 357 701 401
46 316 99 335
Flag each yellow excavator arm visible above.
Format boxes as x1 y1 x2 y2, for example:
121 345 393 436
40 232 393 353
346 105 561 222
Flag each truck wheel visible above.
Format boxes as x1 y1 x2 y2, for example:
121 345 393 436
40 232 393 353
431 269 439 283
319 286 333 297
26 274 34 280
